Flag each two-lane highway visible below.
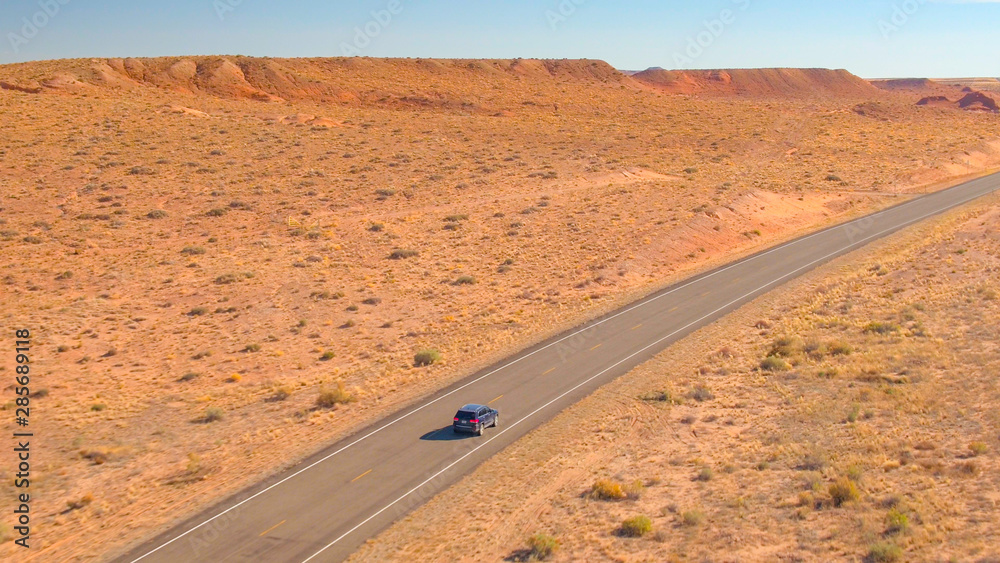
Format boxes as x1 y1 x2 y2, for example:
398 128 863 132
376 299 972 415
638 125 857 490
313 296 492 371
120 171 1000 563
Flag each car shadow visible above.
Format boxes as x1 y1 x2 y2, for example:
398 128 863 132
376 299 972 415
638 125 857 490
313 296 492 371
420 426 475 441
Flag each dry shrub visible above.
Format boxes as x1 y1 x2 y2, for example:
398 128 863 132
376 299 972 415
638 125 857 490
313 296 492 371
316 382 354 408
620 515 652 537
527 534 559 560
829 477 860 506
413 349 441 367
590 479 626 500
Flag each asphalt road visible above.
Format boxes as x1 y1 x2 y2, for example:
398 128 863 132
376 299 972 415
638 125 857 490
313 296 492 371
120 172 1000 563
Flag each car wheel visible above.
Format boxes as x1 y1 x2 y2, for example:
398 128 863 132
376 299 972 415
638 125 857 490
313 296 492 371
492 415 499 428
475 424 483 436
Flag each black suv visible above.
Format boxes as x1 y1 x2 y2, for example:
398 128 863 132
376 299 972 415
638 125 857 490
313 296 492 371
453 404 499 436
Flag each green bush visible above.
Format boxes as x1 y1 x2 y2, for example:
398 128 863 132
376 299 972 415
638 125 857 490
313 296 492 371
204 407 224 422
413 349 441 367
454 275 476 285
146 209 168 219
620 515 652 537
526 533 559 560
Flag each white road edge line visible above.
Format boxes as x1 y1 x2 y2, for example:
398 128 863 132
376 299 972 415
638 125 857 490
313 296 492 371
298 188 992 562
128 184 989 563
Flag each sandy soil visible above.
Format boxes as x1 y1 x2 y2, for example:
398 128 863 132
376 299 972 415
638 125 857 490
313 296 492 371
351 194 1000 563
0 57 998 560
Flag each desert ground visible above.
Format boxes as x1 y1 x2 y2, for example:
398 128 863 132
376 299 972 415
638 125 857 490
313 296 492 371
350 192 1000 563
0 57 997 560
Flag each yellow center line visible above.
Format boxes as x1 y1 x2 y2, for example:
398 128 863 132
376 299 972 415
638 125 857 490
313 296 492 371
701 291 711 297
488 395 503 404
259 520 286 537
631 324 643 331
543 367 556 375
669 306 679 312
350 469 373 483
590 343 602 351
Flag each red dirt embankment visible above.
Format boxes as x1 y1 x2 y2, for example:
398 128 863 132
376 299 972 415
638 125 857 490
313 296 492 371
3 58 888 105
0 56 628 107
871 78 938 91
631 67 878 97
918 91 999 113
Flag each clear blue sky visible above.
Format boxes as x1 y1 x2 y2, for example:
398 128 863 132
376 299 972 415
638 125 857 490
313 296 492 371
1 0 998 78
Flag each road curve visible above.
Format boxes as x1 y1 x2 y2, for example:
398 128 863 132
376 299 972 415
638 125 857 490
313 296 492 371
118 172 1000 563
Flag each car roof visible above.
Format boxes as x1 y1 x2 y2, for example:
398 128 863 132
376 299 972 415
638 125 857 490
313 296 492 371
459 404 485 411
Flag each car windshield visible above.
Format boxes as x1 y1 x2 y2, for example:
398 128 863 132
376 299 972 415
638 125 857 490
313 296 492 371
455 410 476 420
